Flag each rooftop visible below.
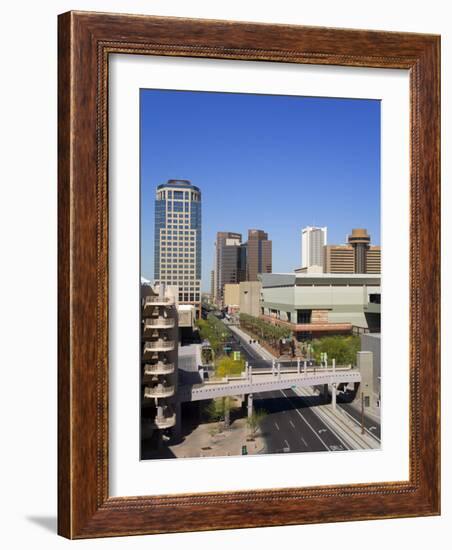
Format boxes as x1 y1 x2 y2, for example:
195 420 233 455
157 179 201 193
259 272 381 288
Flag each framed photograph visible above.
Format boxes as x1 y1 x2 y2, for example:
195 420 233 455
58 11 440 538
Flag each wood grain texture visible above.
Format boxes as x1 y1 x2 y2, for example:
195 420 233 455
57 11 440 539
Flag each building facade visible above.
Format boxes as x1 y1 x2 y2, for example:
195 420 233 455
245 229 272 281
214 231 242 304
301 226 327 269
366 246 381 273
324 245 355 273
259 272 381 340
141 281 179 453
323 228 381 274
239 281 262 317
348 228 371 273
154 180 201 316
223 283 240 308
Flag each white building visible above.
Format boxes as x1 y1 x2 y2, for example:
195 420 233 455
301 226 327 269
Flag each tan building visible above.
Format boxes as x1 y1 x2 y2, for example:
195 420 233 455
324 245 355 273
323 229 381 274
366 246 381 273
348 228 371 273
239 281 262 317
223 283 240 308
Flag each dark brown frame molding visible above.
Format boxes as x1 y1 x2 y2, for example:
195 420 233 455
58 11 440 538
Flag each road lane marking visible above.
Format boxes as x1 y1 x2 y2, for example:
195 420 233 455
274 421 280 431
279 390 330 451
289 420 295 429
338 405 381 441
300 437 307 446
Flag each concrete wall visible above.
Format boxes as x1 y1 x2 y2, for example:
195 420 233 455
239 281 262 317
177 305 195 328
360 333 381 398
223 283 240 307
261 282 380 330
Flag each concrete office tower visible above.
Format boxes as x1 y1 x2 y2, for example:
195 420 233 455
141 282 179 449
348 228 371 273
215 232 242 304
301 226 327 268
245 229 272 281
154 180 201 317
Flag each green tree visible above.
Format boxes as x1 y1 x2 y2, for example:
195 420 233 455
239 313 292 348
312 335 360 365
205 397 233 423
246 409 267 438
196 314 231 355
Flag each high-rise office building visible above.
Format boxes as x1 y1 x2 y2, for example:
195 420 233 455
348 228 371 273
214 232 243 304
323 228 380 274
301 226 327 268
323 245 355 273
366 246 381 274
154 180 201 316
245 229 272 281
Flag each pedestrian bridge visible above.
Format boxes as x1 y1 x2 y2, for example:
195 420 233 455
177 365 361 403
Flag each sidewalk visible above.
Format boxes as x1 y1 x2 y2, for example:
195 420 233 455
293 386 380 450
169 416 265 458
227 323 275 361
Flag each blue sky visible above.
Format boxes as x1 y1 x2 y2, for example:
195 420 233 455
140 89 380 291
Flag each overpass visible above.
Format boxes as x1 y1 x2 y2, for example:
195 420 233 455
177 362 361 413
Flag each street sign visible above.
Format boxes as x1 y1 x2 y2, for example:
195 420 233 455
233 351 241 361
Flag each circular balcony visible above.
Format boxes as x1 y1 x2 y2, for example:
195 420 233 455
153 413 176 429
144 295 175 307
144 317 176 330
144 362 175 375
144 340 175 353
144 385 175 398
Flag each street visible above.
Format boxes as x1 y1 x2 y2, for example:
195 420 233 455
254 389 348 453
224 320 381 449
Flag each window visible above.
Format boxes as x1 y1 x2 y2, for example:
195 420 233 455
297 310 312 324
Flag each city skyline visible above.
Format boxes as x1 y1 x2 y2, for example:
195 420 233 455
141 89 381 290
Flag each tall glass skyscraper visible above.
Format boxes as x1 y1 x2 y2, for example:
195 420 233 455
154 180 201 314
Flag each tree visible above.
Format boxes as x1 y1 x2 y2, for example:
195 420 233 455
215 356 245 378
246 409 267 438
311 335 360 365
205 397 234 423
196 314 232 355
239 313 292 348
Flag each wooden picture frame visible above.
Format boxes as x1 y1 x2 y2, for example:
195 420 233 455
58 11 440 538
